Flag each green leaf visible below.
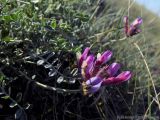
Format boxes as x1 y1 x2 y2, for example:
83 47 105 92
31 0 41 3
11 13 19 21
9 102 18 108
0 74 4 82
2 36 14 42
3 15 13 22
1 95 10 99
51 19 57 29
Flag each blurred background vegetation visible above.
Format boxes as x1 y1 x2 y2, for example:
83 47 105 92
0 0 160 119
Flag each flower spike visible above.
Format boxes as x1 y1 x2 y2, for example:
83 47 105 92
78 48 132 95
124 16 143 37
78 47 90 67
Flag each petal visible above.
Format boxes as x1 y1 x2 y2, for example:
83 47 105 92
85 63 94 79
129 28 141 36
86 76 102 86
124 16 128 23
97 53 101 59
84 55 95 79
78 47 90 67
99 50 112 63
96 65 108 77
124 16 129 34
91 66 100 77
107 63 120 76
82 47 90 58
102 77 119 85
88 81 102 94
96 50 112 66
137 17 143 24
135 29 141 34
131 17 143 27
85 55 95 65
116 71 131 80
102 71 131 85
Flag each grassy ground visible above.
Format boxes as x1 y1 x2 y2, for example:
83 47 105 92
0 0 160 119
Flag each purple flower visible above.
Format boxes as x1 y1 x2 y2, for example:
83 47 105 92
95 50 112 66
92 50 112 76
78 47 90 67
107 63 120 77
83 76 102 95
124 16 143 37
81 55 95 80
103 71 131 85
78 48 132 95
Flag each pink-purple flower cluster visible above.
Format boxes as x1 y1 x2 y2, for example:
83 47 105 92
124 16 143 37
78 48 131 95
